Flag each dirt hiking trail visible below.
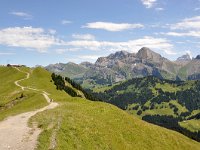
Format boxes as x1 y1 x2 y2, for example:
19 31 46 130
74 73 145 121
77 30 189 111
0 67 58 150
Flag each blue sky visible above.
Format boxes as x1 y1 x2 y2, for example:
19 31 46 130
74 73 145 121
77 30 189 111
0 0 200 66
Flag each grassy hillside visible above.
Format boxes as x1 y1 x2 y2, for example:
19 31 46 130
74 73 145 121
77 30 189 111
91 76 200 141
0 66 24 105
30 99 200 150
177 59 200 80
1 66 200 149
0 66 48 121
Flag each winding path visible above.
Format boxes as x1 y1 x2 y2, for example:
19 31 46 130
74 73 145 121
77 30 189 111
0 67 58 150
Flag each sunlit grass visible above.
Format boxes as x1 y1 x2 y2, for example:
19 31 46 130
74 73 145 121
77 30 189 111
30 98 200 150
0 67 48 121
179 119 200 132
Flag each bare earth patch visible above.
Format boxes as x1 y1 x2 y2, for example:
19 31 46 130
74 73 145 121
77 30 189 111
0 102 58 150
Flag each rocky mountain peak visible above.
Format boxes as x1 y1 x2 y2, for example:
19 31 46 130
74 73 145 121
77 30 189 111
196 55 200 60
67 62 77 65
95 50 130 66
80 61 94 68
136 47 162 61
176 53 192 61
108 50 130 59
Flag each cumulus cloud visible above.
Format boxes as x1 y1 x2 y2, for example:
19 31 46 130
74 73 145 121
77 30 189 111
170 16 200 30
0 27 174 55
10 11 32 19
141 0 157 8
72 34 95 40
159 16 200 38
0 27 60 52
63 36 175 55
82 22 144 32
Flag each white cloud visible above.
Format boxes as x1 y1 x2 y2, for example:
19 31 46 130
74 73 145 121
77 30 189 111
55 49 67 54
160 16 200 38
83 22 144 32
63 36 174 55
72 34 95 40
0 27 174 55
186 50 193 59
163 49 177 55
161 31 200 38
194 8 200 11
49 29 56 34
0 52 15 55
171 16 200 30
55 48 82 54
141 0 157 8
61 20 72 25
10 11 32 19
0 27 60 52
66 58 81 63
155 7 164 11
78 55 100 60
65 55 101 63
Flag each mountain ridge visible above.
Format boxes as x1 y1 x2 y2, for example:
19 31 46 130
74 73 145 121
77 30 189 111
46 47 200 88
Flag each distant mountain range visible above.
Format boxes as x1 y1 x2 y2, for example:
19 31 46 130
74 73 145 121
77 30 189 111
46 47 200 88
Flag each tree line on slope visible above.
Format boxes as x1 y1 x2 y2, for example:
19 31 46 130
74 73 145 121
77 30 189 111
91 76 200 112
51 73 98 101
142 115 200 142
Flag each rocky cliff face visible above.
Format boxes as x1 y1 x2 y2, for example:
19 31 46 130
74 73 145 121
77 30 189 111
176 53 191 62
196 55 200 60
175 53 192 67
136 47 162 62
